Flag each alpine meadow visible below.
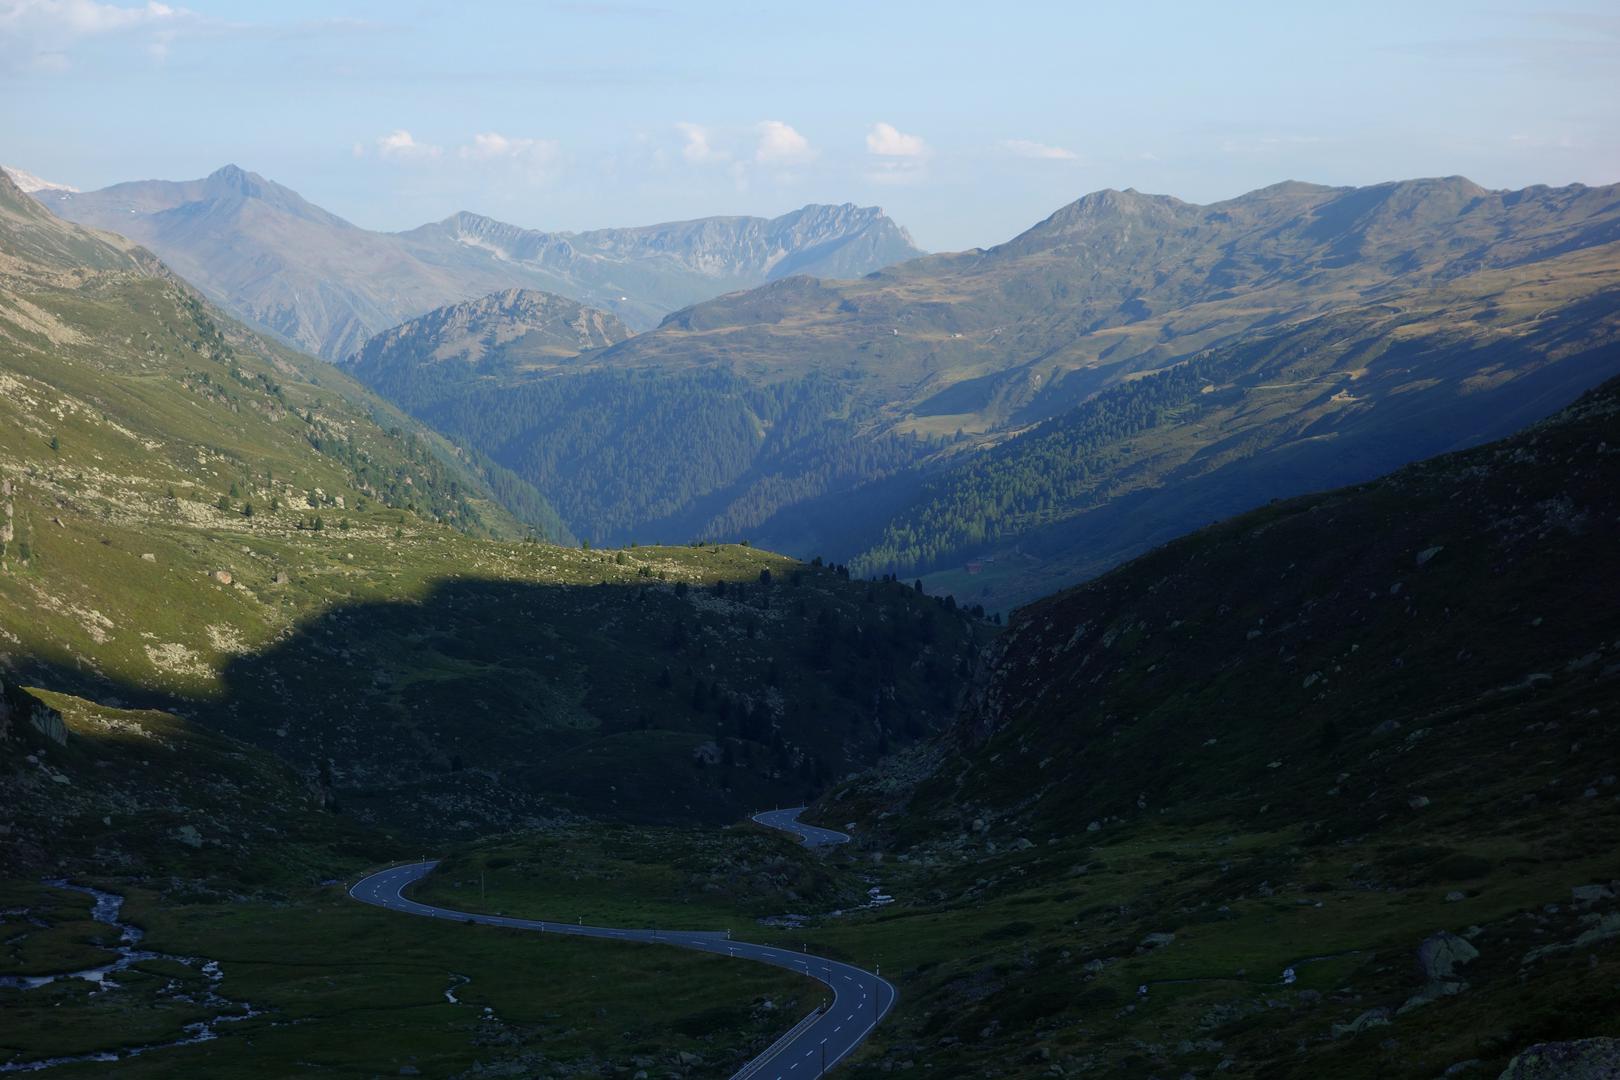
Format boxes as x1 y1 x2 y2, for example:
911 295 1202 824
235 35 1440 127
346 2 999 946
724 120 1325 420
2 3 1618 1078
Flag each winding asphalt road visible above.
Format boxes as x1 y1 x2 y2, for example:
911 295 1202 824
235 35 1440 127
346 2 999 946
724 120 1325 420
750 807 852 848
348 808 894 1078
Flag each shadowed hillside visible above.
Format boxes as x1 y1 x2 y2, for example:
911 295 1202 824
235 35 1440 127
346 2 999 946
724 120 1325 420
800 375 1620 1079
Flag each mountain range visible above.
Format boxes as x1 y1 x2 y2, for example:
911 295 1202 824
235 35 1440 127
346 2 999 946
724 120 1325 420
26 164 922 359
341 176 1620 609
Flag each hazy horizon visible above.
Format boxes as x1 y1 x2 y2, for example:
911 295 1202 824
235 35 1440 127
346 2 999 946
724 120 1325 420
4 0 1618 250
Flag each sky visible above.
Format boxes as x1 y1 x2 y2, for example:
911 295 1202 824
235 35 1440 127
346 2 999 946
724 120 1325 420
2 0 1617 251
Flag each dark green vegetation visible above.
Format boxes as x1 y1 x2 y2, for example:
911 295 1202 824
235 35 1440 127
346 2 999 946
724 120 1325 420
353 358 936 545
416 824 867 931
790 375 1620 1076
389 377 1620 1078
349 177 1620 609
39 165 921 356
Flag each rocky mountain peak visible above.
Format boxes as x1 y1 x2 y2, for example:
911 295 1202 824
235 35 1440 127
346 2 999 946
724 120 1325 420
2 165 78 195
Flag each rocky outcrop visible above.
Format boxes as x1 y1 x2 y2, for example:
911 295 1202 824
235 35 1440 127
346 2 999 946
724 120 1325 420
1 680 67 746
1400 931 1479 1013
1499 1038 1620 1078
348 289 633 374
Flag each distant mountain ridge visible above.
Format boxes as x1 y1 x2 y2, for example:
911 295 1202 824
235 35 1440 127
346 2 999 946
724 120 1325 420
33 164 924 359
343 175 1620 604
401 203 920 328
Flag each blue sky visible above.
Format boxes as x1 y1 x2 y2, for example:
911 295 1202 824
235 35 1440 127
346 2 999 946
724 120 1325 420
3 0 1617 250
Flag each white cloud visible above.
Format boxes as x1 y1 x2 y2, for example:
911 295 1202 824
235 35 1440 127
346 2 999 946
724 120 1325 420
0 0 190 66
0 1 385 69
0 0 188 35
864 121 929 185
866 121 928 159
1004 138 1078 161
755 120 814 165
458 132 561 181
675 121 724 164
460 131 558 163
375 129 441 160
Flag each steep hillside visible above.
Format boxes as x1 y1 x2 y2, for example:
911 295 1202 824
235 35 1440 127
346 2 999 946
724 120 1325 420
0 166 982 833
0 165 544 539
846 260 1620 607
38 166 922 356
804 376 1620 1078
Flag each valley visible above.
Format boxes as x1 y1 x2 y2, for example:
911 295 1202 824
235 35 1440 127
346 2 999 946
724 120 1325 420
3 36 1619 1076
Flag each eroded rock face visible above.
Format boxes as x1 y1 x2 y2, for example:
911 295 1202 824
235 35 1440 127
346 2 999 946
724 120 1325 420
1499 1037 1620 1079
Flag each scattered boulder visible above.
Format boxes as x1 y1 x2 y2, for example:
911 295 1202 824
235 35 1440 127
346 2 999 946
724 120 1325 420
1331 1007 1390 1038
210 570 233 585
173 825 204 849
1416 545 1445 566
1418 931 1479 982
140 553 156 562
1499 1037 1620 1079
1571 884 1615 904
1401 931 1478 1013
1139 932 1176 949
272 571 290 585
1522 912 1620 967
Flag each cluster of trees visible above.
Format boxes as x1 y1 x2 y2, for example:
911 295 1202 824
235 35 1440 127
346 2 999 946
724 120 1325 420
648 566 970 790
852 353 1233 576
353 362 934 546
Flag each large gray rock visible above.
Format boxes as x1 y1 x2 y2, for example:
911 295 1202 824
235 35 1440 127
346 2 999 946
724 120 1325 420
1499 1038 1620 1078
1401 931 1480 1013
1418 931 1479 981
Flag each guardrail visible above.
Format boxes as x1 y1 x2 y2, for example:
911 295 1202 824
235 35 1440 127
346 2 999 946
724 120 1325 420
728 1005 824 1080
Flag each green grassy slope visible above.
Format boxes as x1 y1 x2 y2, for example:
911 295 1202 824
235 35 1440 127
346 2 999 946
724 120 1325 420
777 376 1620 1077
0 165 986 833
